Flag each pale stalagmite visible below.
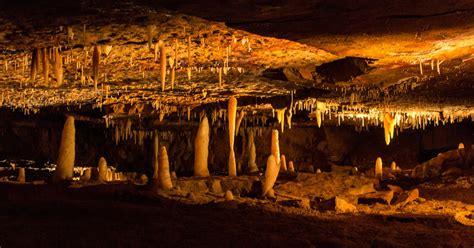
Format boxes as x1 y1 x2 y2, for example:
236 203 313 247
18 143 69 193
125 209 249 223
228 96 237 176
248 140 258 173
390 161 397 171
375 157 383 179
152 134 159 179
194 115 210 177
159 146 173 189
262 155 279 197
80 168 91 181
53 116 75 183
458 143 465 149
271 129 281 168
18 167 25 183
280 155 287 172
98 157 108 182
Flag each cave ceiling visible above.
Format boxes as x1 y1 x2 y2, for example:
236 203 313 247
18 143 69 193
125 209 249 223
0 0 473 130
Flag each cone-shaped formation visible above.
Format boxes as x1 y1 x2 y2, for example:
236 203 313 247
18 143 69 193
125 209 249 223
152 134 159 179
390 161 397 171
271 129 281 168
92 46 100 91
160 44 167 91
248 133 258 173
288 161 295 172
375 157 383 179
458 143 465 149
280 155 287 172
276 108 286 132
228 96 237 176
18 168 25 183
158 146 173 189
225 190 234 201
53 116 75 183
262 155 279 197
194 116 210 177
98 157 108 182
383 113 396 145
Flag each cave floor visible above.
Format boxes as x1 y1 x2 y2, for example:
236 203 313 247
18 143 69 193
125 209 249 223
0 172 473 248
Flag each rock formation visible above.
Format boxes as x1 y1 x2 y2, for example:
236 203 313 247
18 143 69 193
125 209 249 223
98 157 108 182
53 116 75 183
159 146 173 189
17 168 25 183
271 129 281 168
228 96 237 176
262 154 279 197
375 157 383 179
194 115 210 177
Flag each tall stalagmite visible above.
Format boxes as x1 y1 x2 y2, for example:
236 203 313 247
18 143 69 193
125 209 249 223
159 146 173 189
248 130 258 173
280 155 287 172
271 129 281 168
194 115 210 177
262 155 279 197
53 116 75 182
228 96 237 176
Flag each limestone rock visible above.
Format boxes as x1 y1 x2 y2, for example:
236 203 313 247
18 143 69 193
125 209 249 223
394 188 419 206
358 190 394 205
208 179 223 194
317 196 357 213
348 183 376 196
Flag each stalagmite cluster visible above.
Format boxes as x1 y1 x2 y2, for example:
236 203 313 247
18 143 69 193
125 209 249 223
194 116 210 177
53 116 75 183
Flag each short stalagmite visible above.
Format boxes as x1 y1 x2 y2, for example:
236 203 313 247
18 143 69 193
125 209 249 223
98 157 108 182
53 116 75 183
194 115 210 177
280 155 287 172
458 143 465 149
390 161 397 171
228 96 237 176
375 157 383 179
152 134 159 179
159 146 173 189
262 155 279 197
18 168 25 183
248 140 258 173
288 161 295 172
271 129 281 168
80 168 91 181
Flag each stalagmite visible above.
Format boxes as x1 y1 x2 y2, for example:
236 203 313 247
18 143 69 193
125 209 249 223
92 46 100 91
30 49 38 81
228 96 237 176
288 161 295 172
98 157 108 182
383 113 396 145
18 168 25 183
194 116 210 177
152 134 159 179
458 143 465 149
271 129 281 168
280 155 287 172
248 130 258 173
262 155 279 197
160 44 167 91
225 190 234 201
390 161 397 171
53 116 75 183
80 168 91 181
158 146 173 189
375 157 383 179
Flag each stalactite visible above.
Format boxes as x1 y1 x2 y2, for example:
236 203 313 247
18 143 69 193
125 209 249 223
158 146 173 189
286 109 292 130
276 108 286 132
235 110 245 136
53 47 64 86
53 116 75 183
262 155 279 197
92 46 100 91
194 116 210 177
160 43 167 91
42 48 49 85
228 96 237 176
383 113 396 145
30 48 38 82
316 110 322 128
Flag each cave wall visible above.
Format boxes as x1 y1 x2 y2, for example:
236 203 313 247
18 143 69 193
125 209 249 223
0 114 472 176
